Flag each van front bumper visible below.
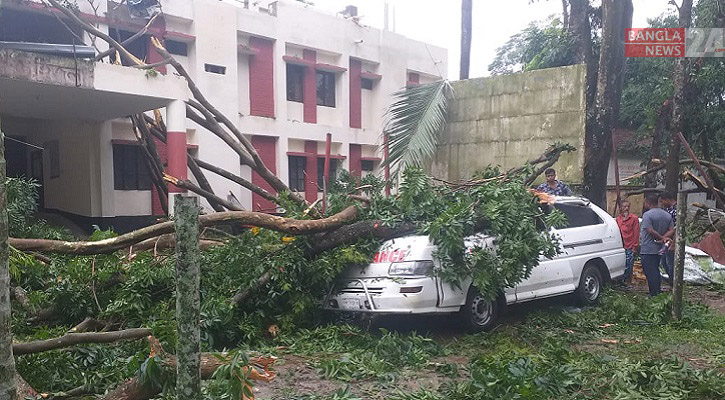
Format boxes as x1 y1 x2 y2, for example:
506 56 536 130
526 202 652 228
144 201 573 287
323 277 447 314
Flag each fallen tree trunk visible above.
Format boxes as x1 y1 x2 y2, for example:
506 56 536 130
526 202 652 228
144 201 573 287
306 221 418 256
102 337 275 400
12 328 151 355
101 353 224 400
10 206 358 255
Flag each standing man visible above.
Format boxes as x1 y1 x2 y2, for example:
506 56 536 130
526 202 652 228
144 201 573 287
536 168 573 196
639 194 675 296
616 199 639 286
659 192 677 282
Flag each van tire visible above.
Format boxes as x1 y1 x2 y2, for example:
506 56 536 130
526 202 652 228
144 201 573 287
575 264 603 306
459 287 499 332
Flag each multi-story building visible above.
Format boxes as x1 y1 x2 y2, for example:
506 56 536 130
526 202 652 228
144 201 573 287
0 0 447 231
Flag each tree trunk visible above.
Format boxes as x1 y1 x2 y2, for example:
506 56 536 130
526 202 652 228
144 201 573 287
562 0 570 29
664 0 694 194
1 129 18 399
459 0 473 80
581 0 633 207
568 0 596 108
646 99 672 188
173 196 202 400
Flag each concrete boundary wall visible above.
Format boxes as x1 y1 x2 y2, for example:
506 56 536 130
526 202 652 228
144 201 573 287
429 64 586 183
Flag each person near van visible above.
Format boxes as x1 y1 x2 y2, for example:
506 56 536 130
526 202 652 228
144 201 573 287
639 194 675 296
659 192 677 282
536 168 573 196
616 199 639 285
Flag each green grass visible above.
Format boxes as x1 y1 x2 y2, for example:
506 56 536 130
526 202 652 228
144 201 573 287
270 289 725 400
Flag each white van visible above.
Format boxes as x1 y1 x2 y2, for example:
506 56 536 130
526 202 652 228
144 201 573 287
324 196 626 331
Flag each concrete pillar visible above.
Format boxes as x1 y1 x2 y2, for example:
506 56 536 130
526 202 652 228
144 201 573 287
166 100 187 193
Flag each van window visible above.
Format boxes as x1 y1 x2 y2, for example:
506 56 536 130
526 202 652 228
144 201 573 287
554 203 602 228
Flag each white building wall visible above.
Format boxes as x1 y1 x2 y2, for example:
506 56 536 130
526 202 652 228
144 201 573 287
92 0 446 214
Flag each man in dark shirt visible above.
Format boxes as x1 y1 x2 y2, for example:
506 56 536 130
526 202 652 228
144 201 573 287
640 194 675 296
536 168 573 196
659 192 677 282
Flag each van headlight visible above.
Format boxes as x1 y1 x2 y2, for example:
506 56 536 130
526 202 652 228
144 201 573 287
388 261 434 276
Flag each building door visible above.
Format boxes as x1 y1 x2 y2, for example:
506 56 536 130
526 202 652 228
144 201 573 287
5 135 28 178
30 150 44 210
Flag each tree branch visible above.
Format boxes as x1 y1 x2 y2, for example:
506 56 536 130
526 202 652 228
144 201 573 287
12 328 152 355
94 12 161 61
163 174 243 211
623 159 725 182
187 157 226 212
44 0 145 66
194 158 279 204
10 206 359 255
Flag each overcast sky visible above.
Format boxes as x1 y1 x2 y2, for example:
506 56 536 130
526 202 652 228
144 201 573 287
308 0 678 79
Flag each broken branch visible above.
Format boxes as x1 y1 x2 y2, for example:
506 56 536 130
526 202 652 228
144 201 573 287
10 206 359 255
12 328 152 355
194 157 279 204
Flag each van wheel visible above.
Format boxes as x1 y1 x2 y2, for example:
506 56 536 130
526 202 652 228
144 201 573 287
576 264 603 306
459 287 499 332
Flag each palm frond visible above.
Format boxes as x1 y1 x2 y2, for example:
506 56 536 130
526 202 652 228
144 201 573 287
382 80 453 178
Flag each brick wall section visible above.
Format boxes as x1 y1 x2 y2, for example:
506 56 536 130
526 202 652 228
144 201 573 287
251 135 277 212
151 137 167 215
349 144 362 177
304 140 318 202
146 16 167 74
249 37 275 118
303 49 317 123
349 58 362 128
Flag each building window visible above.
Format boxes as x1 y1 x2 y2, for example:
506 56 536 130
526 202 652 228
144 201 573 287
113 144 152 191
110 29 149 66
286 64 305 102
361 78 374 90
361 160 374 172
288 155 307 192
317 158 339 189
316 71 336 107
166 40 188 56
204 63 226 74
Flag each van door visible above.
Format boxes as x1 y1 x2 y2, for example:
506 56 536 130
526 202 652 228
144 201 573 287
436 262 468 308
515 202 607 301
552 202 612 283
514 256 573 302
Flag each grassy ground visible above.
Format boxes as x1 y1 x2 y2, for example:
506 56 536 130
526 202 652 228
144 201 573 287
253 286 725 400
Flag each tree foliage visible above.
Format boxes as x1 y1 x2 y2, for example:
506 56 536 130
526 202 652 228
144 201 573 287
488 18 576 75
383 80 453 178
619 2 725 163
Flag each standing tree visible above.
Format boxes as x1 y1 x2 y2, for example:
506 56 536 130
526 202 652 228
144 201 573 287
664 0 694 194
568 0 596 108
581 0 633 207
562 0 570 29
0 131 18 399
460 0 473 79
